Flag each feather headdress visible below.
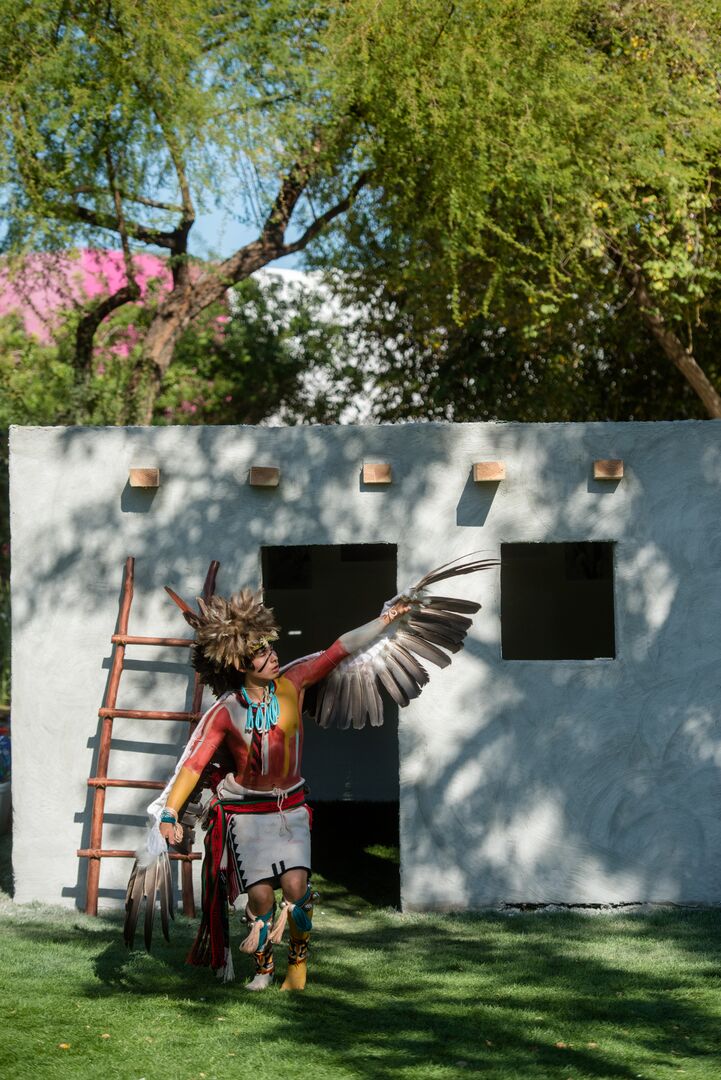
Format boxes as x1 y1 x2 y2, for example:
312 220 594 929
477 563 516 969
165 585 279 695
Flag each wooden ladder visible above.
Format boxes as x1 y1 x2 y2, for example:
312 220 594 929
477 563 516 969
78 556 219 916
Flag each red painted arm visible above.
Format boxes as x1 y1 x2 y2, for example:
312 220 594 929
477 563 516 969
183 700 231 774
284 640 349 691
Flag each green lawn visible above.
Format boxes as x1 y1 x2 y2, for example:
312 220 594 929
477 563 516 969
1 831 720 1080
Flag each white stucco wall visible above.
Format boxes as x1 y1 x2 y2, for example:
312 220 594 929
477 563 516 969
9 420 721 910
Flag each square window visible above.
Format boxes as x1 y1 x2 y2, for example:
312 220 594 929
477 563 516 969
501 542 615 660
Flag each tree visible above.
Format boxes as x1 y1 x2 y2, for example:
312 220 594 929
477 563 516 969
349 279 716 423
314 0 721 417
0 274 360 427
0 1 369 421
4 1 721 421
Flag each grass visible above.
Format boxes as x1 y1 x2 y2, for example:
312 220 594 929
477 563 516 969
1 829 721 1079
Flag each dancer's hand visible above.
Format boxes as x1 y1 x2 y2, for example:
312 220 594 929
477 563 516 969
381 601 412 624
160 820 183 845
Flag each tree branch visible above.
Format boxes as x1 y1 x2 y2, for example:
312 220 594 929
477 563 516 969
106 149 140 295
616 253 721 418
279 171 371 256
74 285 139 380
61 201 180 249
148 105 196 284
70 186 185 213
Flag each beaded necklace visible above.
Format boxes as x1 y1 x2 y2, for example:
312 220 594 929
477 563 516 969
240 682 280 733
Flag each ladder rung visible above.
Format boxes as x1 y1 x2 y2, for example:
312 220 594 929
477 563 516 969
88 778 165 790
111 634 194 646
98 708 200 720
77 848 200 861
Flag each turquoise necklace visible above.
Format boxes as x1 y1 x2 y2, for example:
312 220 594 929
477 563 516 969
241 682 280 733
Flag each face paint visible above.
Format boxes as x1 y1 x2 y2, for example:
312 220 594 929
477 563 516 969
254 646 277 673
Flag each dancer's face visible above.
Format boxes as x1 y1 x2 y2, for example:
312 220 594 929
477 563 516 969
246 644 280 681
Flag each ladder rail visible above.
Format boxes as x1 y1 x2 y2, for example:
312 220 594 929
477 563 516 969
78 848 201 861
98 708 200 721
84 556 135 915
80 558 220 919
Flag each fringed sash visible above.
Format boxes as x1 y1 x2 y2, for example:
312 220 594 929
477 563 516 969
186 788 307 972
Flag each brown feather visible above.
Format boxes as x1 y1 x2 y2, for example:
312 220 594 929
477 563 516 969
376 665 410 707
335 671 352 730
347 668 364 729
414 609 474 632
390 642 429 686
407 619 463 652
124 862 145 949
367 682 384 727
385 654 422 700
143 858 158 952
413 555 497 591
158 854 170 942
318 675 339 729
395 629 452 669
165 850 175 922
423 596 481 615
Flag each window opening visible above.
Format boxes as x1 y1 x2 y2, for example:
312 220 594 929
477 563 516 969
501 542 615 660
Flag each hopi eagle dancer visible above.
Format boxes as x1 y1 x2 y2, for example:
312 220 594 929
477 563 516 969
124 553 495 990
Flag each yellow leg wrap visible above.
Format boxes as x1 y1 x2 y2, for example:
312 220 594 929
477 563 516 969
280 913 311 992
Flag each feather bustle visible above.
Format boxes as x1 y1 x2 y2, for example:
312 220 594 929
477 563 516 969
299 552 495 729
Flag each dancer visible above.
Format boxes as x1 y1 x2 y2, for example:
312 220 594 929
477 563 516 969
124 555 494 990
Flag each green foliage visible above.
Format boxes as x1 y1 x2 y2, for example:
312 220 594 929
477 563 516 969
316 0 721 408
157 276 363 426
3 1 721 416
0 276 358 428
351 278 720 423
0 1 356 252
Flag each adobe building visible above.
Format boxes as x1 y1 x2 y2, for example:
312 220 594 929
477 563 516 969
9 420 721 911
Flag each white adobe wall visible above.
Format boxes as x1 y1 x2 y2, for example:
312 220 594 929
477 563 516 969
9 421 721 910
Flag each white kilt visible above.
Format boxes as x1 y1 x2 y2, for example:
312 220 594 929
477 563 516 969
218 776 311 890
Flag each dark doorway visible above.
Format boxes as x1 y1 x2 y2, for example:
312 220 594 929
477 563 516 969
262 543 400 906
501 542 616 660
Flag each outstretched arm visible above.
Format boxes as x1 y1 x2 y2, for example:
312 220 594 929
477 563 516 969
284 606 409 692
338 604 409 654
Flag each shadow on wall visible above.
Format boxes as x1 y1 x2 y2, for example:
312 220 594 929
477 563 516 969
10 422 721 909
402 424 721 907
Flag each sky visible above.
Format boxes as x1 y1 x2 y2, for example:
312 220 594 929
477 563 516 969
188 206 301 269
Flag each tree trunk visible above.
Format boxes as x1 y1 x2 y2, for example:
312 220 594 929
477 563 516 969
132 245 274 423
624 262 721 418
128 168 370 423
